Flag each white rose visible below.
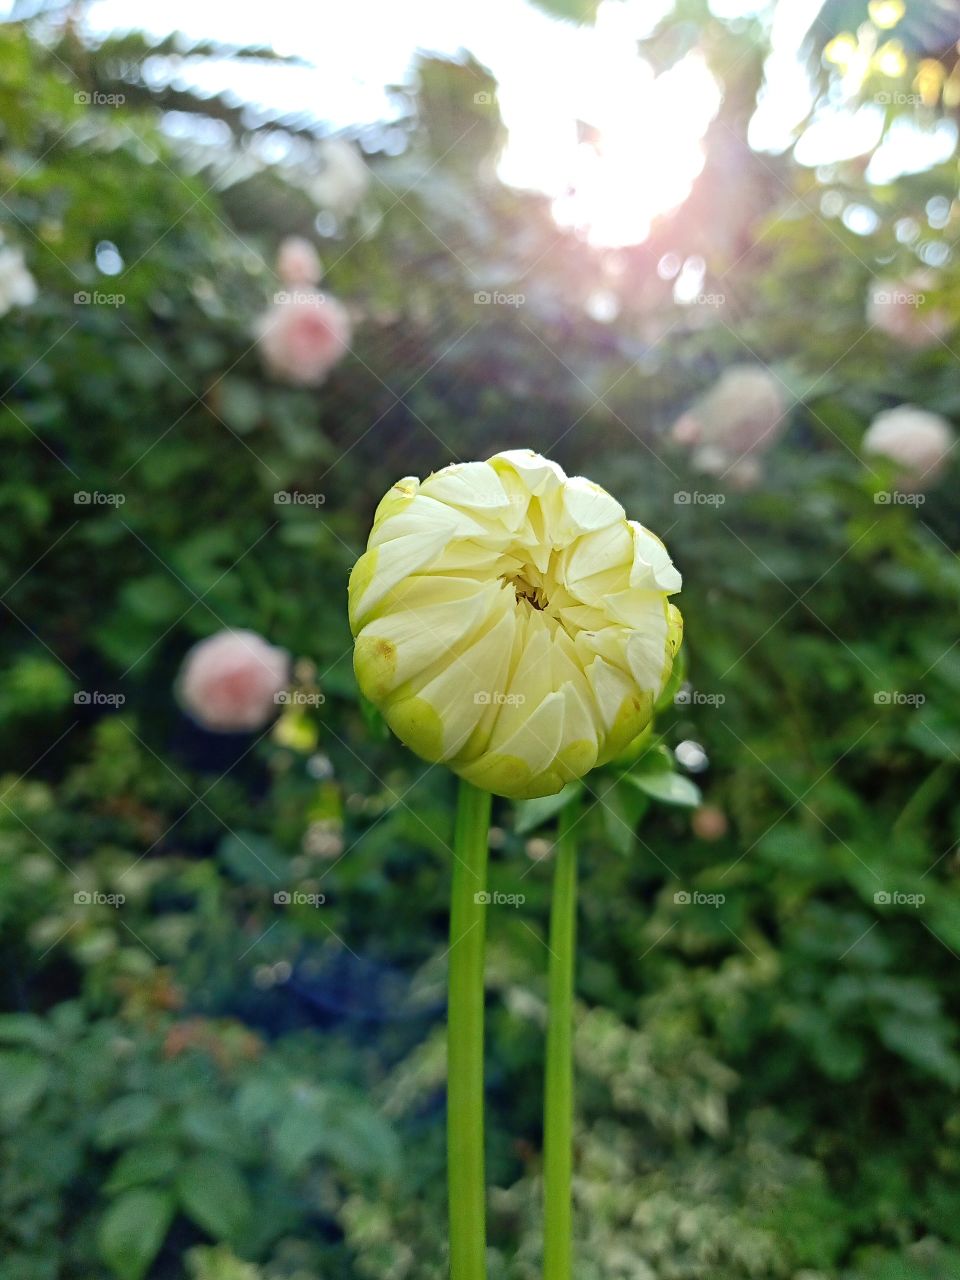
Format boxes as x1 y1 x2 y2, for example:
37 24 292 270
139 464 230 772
673 365 785 479
0 242 37 317
862 405 954 489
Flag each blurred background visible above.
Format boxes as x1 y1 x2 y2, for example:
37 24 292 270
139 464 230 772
2 0 960 1277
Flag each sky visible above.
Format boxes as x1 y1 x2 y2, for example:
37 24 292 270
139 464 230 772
42 0 960 245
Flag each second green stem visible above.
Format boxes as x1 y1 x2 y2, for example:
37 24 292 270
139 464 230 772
543 798 579 1280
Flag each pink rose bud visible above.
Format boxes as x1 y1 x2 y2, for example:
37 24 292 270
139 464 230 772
257 292 351 387
691 806 728 842
176 629 289 733
276 236 323 286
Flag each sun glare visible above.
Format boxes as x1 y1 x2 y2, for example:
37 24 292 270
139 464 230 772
498 17 722 248
85 0 724 249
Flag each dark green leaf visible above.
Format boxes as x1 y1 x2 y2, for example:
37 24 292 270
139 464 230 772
177 1154 252 1243
513 782 582 835
625 771 701 808
98 1188 174 1280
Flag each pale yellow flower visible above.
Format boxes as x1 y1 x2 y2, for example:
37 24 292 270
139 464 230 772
349 450 682 799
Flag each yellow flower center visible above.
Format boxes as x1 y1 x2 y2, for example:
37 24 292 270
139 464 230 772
500 549 581 639
507 571 549 612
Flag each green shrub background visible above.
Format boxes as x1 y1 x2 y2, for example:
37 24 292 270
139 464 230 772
2 6 960 1277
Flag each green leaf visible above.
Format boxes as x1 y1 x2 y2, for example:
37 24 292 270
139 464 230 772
358 694 391 741
625 771 701 808
177 1154 252 1243
98 1188 174 1280
877 1015 960 1086
598 781 635 856
317 1103 400 1179
218 377 262 433
0 1051 51 1124
95 1095 164 1148
1 656 73 716
0 1013 58 1052
513 782 582 835
272 1100 329 1172
633 743 673 774
105 1143 181 1194
234 1077 283 1128
121 574 185 624
180 1102 249 1156
613 777 650 834
185 1245 263 1280
272 1088 399 1179
908 707 960 760
218 831 290 887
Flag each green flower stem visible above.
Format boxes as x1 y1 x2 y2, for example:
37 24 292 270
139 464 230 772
543 798 580 1280
448 778 492 1280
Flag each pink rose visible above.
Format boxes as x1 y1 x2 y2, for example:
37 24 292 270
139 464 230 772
257 292 351 387
862 405 955 490
867 273 950 350
176 629 289 733
277 236 323 286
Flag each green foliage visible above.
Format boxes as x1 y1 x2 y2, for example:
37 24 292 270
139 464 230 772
0 1002 398 1278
